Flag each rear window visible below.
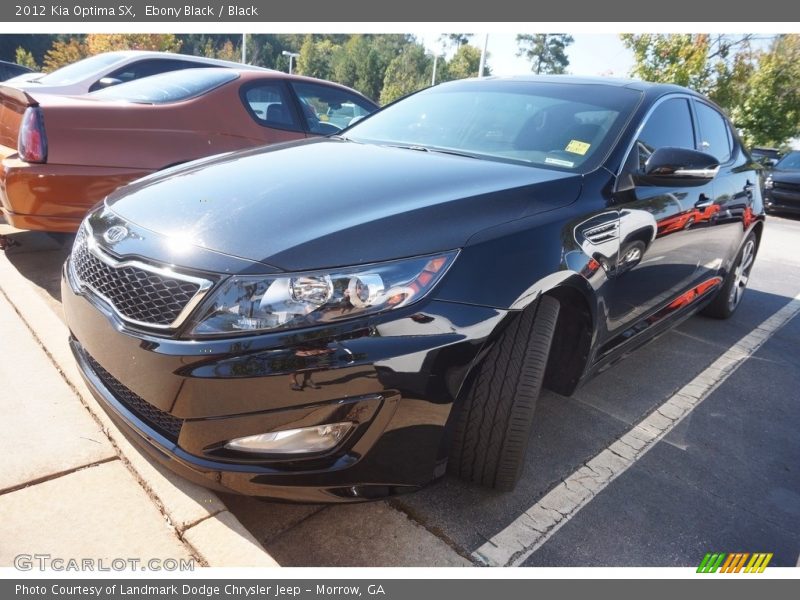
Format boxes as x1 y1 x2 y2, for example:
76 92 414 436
91 68 238 104
37 52 126 85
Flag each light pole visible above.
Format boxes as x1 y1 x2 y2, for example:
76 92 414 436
431 54 445 86
478 34 488 78
282 50 300 75
242 33 247 64
478 33 489 77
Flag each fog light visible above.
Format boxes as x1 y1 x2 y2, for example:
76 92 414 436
224 422 353 454
347 274 384 308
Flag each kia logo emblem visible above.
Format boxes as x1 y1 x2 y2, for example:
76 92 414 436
103 225 129 244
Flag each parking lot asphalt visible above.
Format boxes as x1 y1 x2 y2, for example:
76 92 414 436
1 214 798 568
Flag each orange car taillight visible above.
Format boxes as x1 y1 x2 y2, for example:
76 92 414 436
18 106 47 163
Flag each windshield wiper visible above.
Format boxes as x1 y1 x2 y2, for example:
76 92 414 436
425 146 479 159
381 143 429 152
384 143 478 159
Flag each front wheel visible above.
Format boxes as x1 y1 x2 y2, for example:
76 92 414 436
702 232 757 319
448 295 560 491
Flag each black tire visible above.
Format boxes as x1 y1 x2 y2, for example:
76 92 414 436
448 295 560 491
702 232 757 319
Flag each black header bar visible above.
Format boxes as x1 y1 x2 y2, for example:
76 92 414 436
2 0 800 23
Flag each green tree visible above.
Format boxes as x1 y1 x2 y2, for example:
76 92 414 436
516 34 573 74
177 34 242 61
620 34 750 95
620 33 800 146
296 35 339 80
440 44 488 81
241 34 302 71
331 35 385 100
14 47 38 71
328 34 413 102
438 33 473 51
380 44 432 104
42 38 89 71
213 40 239 62
85 33 182 54
622 34 706 88
729 35 800 147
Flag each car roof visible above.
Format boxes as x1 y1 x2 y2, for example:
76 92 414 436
447 74 702 98
93 50 270 71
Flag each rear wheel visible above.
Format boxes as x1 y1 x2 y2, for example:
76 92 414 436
448 295 560 491
702 232 757 319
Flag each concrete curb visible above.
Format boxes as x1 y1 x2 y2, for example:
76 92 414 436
0 251 279 567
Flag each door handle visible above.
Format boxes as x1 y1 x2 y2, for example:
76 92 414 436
695 194 714 209
744 180 755 198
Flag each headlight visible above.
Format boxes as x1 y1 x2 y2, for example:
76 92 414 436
190 251 457 335
764 176 773 189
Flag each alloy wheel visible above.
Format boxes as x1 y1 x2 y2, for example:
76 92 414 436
728 239 755 311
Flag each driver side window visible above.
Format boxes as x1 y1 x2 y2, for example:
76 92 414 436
289 82 375 135
637 98 695 171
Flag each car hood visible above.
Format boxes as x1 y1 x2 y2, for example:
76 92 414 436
771 169 800 184
106 138 582 271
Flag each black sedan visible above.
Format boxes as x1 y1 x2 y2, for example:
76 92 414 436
62 76 764 502
764 150 800 214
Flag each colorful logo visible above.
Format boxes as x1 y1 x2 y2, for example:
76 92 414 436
697 552 773 573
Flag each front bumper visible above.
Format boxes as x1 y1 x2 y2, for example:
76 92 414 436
765 188 800 214
62 263 507 501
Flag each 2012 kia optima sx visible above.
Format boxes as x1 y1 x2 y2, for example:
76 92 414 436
63 77 764 502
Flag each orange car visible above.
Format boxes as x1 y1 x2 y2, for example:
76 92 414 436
0 68 377 232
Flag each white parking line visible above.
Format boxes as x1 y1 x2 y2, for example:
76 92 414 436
474 291 800 567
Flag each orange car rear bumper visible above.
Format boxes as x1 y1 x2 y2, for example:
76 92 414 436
1 148 150 233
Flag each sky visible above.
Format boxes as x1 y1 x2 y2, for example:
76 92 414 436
419 33 635 77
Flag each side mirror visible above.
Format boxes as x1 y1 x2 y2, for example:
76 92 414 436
637 147 720 187
95 76 123 90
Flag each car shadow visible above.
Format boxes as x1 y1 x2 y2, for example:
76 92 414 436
385 286 800 564
1 228 74 304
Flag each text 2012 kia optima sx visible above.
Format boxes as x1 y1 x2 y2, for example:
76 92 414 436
63 77 764 502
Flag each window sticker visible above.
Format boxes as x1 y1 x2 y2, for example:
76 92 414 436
565 140 591 155
545 157 575 168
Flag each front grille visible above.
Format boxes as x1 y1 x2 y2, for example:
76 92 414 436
71 228 207 327
84 351 183 442
773 181 800 194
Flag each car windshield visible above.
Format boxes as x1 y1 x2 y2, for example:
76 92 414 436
91 68 238 104
344 80 642 172
775 151 800 170
36 52 127 85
